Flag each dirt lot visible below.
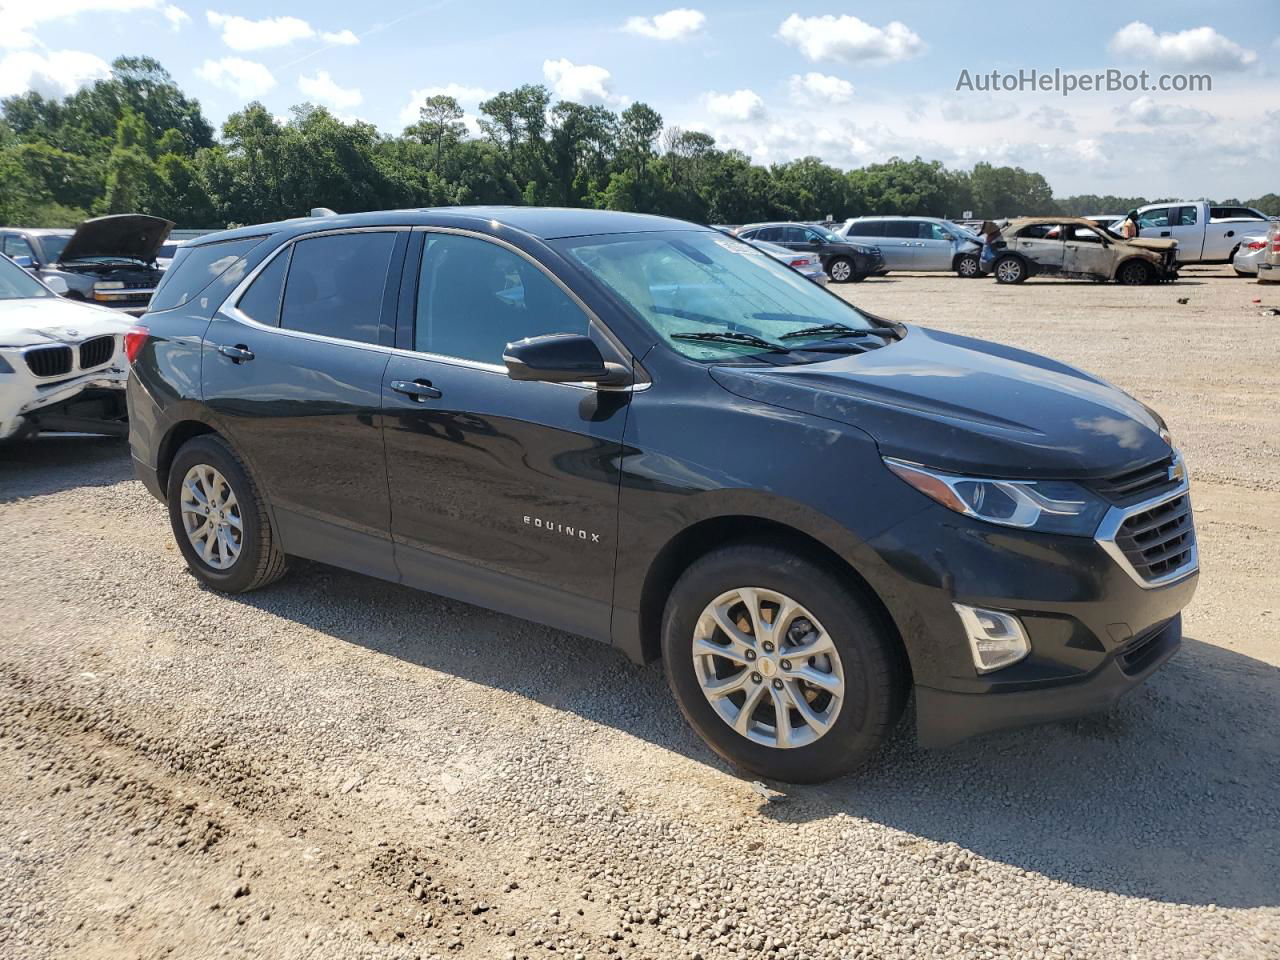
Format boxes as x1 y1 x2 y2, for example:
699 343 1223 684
2 265 1277 960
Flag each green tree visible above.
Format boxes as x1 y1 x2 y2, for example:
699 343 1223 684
405 95 466 176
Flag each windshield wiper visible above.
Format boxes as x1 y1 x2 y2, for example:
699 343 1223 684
671 331 786 351
779 323 899 341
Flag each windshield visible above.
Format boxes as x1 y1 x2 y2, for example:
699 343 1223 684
0 256 53 300
40 235 71 263
557 230 878 361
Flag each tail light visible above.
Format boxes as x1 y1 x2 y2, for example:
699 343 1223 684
1245 241 1267 251
123 325 150 364
789 258 809 267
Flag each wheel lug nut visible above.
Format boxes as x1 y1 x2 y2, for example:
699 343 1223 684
772 679 783 690
781 659 791 670
751 672 762 684
744 649 756 661
762 641 774 653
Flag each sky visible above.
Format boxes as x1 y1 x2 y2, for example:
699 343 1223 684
2 1 1278 199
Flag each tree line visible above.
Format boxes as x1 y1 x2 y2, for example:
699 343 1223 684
2 57 1275 230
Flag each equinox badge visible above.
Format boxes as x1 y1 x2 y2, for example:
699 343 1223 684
524 515 601 542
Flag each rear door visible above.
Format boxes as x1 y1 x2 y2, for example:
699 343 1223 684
381 229 631 641
879 222 920 268
202 228 406 579
1012 224 1065 272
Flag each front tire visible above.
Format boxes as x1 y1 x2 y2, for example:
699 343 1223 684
955 253 980 278
661 544 907 783
166 435 287 593
826 257 855 283
1116 260 1153 285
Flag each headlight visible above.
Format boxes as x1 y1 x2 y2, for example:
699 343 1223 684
884 458 1109 536
94 281 125 290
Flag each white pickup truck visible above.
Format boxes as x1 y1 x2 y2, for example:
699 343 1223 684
1129 201 1276 263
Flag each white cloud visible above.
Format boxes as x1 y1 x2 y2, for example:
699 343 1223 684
399 83 495 126
778 14 925 65
162 4 189 28
623 8 705 41
704 88 766 122
940 97 1020 123
196 57 276 98
1026 105 1075 132
542 58 624 105
1118 95 1216 127
206 11 315 50
789 72 853 104
298 70 362 111
1 0 186 49
1109 21 1257 71
0 49 111 97
320 29 359 46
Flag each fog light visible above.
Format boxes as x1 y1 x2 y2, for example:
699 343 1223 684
953 604 1030 674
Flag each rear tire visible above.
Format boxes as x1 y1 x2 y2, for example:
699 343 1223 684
661 544 907 783
166 435 287 594
955 253 980 278
993 255 1026 284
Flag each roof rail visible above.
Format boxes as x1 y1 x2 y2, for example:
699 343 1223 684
310 207 338 218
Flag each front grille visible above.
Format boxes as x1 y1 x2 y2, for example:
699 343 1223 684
1115 494 1195 581
1090 455 1176 504
24 345 73 378
79 335 115 369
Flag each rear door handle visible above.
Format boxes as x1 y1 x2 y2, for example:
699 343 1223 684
390 379 442 401
216 343 254 363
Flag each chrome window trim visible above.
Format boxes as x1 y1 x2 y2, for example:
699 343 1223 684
1094 469 1198 589
218 225 648 392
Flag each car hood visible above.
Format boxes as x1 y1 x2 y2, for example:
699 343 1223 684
59 214 174 264
0 297 134 347
1123 237 1178 252
710 325 1171 479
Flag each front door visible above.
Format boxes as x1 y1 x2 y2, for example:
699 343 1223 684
382 230 630 641
915 222 955 270
1063 227 1115 279
202 229 406 579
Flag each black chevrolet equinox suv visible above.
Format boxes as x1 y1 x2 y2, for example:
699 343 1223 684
127 208 1198 782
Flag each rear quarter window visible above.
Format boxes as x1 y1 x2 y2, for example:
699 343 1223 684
148 236 267 313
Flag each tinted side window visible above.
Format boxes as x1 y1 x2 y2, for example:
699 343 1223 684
3 235 34 260
1174 206 1197 226
1138 207 1170 229
280 232 396 345
848 221 884 237
923 223 949 240
755 227 782 242
883 221 918 239
149 236 267 312
236 248 290 326
415 233 588 364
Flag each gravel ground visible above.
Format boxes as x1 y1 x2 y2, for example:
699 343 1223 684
1 265 1277 960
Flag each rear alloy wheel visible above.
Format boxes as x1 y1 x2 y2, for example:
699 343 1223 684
1117 260 1153 285
956 253 980 278
994 255 1026 284
662 544 907 782
827 257 854 283
166 435 287 593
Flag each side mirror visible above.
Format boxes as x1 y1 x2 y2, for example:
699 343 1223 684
12 255 34 269
44 276 69 295
503 334 631 387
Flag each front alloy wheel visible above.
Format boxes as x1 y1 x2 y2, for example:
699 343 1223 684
828 257 854 283
994 256 1025 284
692 587 844 749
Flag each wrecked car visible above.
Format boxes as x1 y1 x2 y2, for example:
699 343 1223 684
0 253 133 442
983 217 1179 285
1 214 174 315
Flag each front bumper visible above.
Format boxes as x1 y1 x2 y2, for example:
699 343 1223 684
1 348 129 440
915 614 1181 747
855 482 1198 748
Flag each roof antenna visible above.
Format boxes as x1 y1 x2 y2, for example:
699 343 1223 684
310 207 338 218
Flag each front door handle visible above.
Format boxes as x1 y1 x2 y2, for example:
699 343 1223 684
390 379 442 401
216 343 255 363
